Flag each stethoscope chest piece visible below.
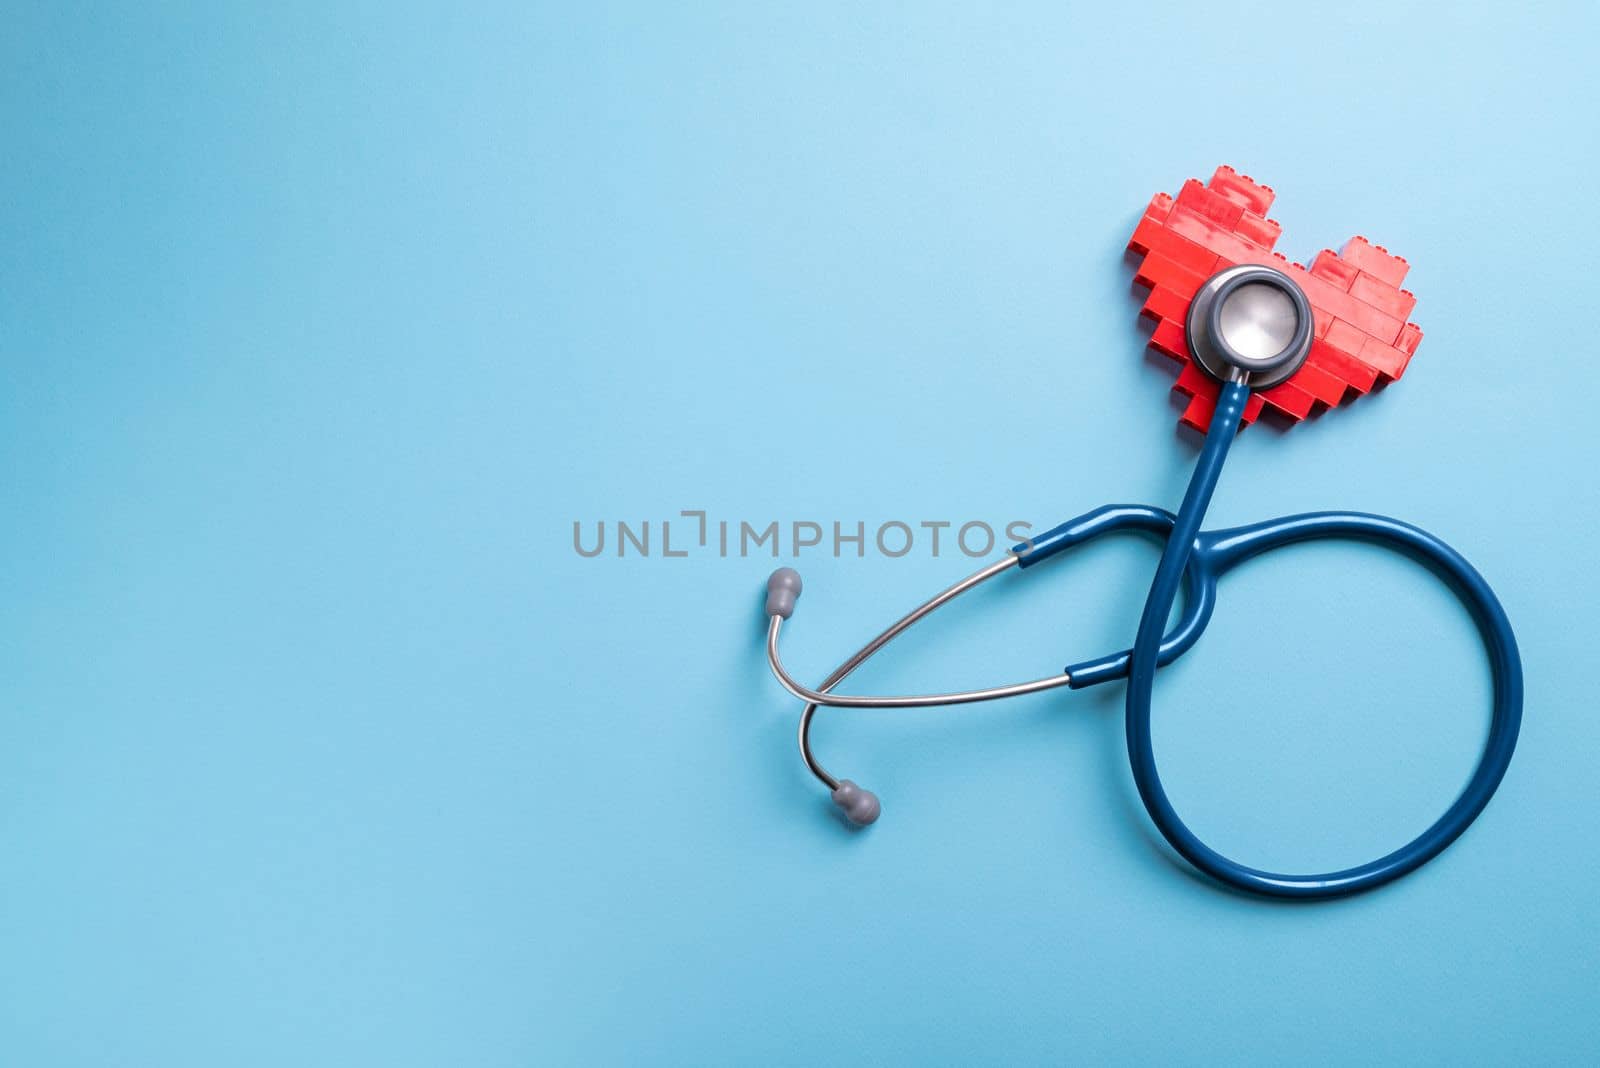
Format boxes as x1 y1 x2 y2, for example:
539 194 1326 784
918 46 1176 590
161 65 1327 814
1186 264 1313 388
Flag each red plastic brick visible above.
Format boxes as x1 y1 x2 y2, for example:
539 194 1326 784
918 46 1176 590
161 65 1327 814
1395 322 1423 356
1208 164 1275 215
1141 285 1192 323
1340 236 1409 287
1130 220 1221 279
1358 335 1411 379
1309 249 1360 291
1308 338 1379 395
1175 178 1246 229
1133 250 1214 298
1165 205 1274 264
1125 166 1423 431
1258 378 1318 419
1282 358 1348 408
1350 271 1417 321
1150 317 1188 362
1234 212 1280 248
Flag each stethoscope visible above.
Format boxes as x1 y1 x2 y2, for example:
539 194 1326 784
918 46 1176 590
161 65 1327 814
761 261 1522 900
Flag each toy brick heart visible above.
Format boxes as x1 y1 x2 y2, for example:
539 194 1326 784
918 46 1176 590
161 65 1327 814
1127 166 1421 431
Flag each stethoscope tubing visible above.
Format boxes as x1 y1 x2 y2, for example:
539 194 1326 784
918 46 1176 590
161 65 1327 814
1123 380 1524 898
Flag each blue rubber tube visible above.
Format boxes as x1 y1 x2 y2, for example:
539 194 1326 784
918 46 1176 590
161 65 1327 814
1013 505 1219 689
1123 380 1523 898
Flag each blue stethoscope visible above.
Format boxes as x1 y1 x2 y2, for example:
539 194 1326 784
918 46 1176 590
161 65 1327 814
762 262 1521 899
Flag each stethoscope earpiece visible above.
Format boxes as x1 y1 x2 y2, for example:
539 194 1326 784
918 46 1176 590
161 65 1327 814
765 567 802 619
830 779 881 826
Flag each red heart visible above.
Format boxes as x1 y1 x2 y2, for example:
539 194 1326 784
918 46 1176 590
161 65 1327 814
1127 166 1421 431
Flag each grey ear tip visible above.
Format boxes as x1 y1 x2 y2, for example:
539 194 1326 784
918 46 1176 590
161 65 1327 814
831 779 880 826
764 567 803 619
766 567 802 594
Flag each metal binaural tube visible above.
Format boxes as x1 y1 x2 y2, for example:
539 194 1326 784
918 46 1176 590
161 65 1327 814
768 615 1074 709
765 555 1078 792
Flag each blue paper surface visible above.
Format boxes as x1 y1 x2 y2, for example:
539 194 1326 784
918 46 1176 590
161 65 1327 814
2 2 1596 1063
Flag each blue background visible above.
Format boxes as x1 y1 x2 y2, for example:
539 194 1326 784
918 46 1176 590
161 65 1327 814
3 2 1596 1064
